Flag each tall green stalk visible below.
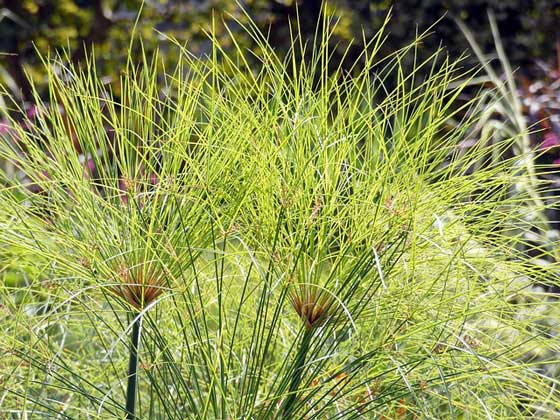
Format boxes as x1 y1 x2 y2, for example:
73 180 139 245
126 313 142 420
280 330 313 419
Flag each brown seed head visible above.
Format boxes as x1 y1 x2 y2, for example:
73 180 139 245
80 256 92 270
113 262 166 310
122 176 135 194
308 196 322 225
289 284 333 330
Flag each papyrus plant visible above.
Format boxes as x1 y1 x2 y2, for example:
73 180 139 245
0 8 559 419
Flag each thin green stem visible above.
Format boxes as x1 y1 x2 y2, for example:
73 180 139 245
126 313 142 420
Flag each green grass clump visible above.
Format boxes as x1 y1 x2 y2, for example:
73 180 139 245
0 13 559 420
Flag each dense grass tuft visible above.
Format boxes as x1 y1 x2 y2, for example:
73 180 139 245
0 11 559 420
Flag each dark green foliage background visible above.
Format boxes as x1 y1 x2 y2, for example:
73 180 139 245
1 0 559 100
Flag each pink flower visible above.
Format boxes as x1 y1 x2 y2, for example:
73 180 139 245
0 121 11 134
540 131 560 150
26 104 39 119
86 158 95 172
83 158 96 177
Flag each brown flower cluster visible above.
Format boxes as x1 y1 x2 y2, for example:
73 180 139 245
288 284 333 330
114 262 166 310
